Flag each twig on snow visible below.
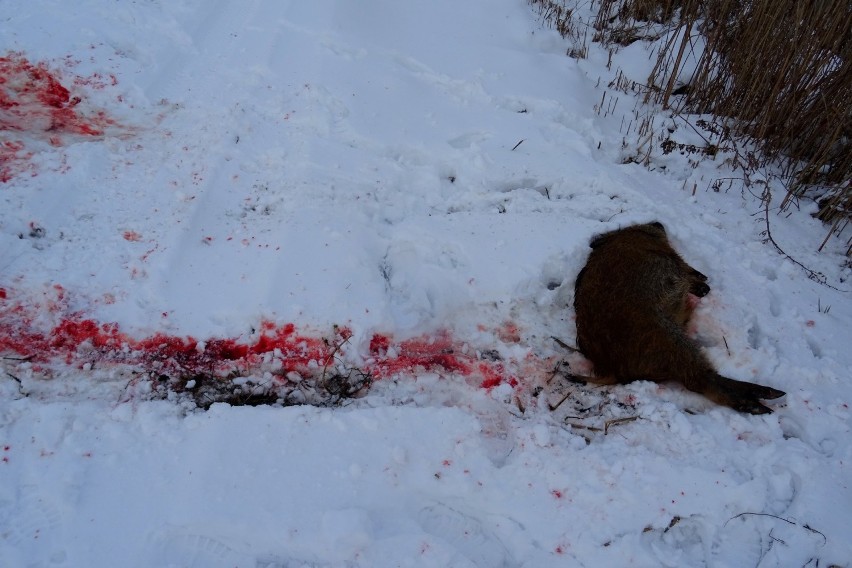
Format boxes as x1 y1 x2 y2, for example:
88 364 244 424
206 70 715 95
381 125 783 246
2 355 34 362
5 371 28 397
604 415 638 434
551 336 579 353
549 391 572 411
724 512 827 546
758 186 846 292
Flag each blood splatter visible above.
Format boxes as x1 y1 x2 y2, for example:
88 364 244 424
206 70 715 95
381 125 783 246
0 289 351 379
368 334 390 355
479 362 518 389
0 286 527 394
0 302 360 384
496 321 521 343
0 139 34 182
0 52 122 182
73 72 118 90
367 332 471 378
366 331 519 389
0 52 110 136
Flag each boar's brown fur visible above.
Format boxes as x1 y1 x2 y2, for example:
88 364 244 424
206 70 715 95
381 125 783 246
573 221 785 414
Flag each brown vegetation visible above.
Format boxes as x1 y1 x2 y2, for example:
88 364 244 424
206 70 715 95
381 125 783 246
531 0 852 255
646 0 851 254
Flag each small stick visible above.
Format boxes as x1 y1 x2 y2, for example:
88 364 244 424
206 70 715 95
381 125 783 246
5 372 28 397
551 337 579 353
546 361 563 385
566 421 602 432
511 139 525 151
604 416 638 434
724 512 826 544
5 372 23 386
2 355 34 362
549 391 572 411
321 328 351 383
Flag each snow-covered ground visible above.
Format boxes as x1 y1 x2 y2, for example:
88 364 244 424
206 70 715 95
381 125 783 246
1 1 850 566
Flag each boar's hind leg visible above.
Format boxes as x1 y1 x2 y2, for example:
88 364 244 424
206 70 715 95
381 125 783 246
691 374 786 415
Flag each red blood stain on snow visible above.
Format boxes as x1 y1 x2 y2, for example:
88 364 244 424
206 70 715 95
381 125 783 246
0 287 349 378
0 286 526 390
0 140 34 182
1 52 122 182
0 53 109 136
123 230 142 242
368 333 390 354
366 332 518 388
479 361 517 389
367 332 468 376
496 321 521 343
73 72 118 90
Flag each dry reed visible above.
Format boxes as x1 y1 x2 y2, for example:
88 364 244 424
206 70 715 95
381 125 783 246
532 0 852 254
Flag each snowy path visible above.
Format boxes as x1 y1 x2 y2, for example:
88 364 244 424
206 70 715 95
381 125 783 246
1 0 850 566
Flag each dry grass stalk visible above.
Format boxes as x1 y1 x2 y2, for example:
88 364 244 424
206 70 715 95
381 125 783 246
647 0 852 252
531 0 852 254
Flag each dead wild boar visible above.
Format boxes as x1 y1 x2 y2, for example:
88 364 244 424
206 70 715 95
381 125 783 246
573 221 785 414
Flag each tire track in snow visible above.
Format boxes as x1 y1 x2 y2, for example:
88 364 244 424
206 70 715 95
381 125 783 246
137 0 312 323
134 2 399 333
144 0 279 101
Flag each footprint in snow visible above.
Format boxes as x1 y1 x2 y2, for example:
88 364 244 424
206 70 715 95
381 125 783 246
417 503 511 568
0 491 65 567
256 556 356 568
641 516 717 568
143 530 251 568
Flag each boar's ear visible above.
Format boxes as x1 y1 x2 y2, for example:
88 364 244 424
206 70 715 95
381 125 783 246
648 221 666 233
590 225 625 248
589 232 610 248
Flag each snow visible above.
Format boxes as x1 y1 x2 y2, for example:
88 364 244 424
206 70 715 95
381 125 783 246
1 0 851 566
